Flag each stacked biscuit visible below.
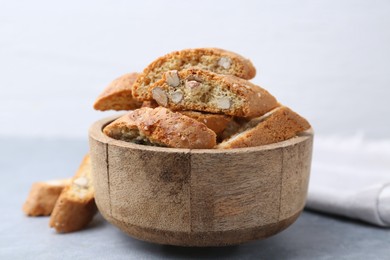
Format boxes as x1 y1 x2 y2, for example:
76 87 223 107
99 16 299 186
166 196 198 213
23 155 97 233
96 48 311 148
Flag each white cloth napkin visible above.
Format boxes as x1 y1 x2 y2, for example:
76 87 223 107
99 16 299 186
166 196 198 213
306 134 390 227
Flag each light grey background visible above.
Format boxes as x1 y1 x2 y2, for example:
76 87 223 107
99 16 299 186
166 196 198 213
1 0 389 139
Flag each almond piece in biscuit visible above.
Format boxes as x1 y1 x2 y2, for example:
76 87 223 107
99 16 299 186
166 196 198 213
150 69 278 117
217 106 311 149
93 73 143 111
132 48 256 101
23 179 71 216
49 154 97 233
104 107 217 149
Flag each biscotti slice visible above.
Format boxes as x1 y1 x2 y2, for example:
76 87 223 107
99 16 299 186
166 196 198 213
180 111 232 135
141 101 232 135
50 154 97 233
132 48 256 100
102 113 143 143
93 73 142 111
150 69 278 117
104 107 217 149
23 179 71 216
217 106 311 149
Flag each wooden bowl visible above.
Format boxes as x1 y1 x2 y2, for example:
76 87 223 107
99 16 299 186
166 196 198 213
89 115 313 247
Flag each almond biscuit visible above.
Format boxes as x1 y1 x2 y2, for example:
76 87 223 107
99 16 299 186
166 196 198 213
217 106 311 149
179 111 232 136
104 107 217 149
49 155 97 233
132 48 256 100
150 69 278 117
23 179 71 216
94 73 142 111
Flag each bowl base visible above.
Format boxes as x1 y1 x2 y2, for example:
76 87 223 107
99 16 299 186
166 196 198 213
100 209 302 247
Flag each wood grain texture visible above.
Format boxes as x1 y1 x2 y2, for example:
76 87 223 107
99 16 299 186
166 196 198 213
89 115 313 246
89 135 111 216
279 132 313 220
190 149 282 232
108 144 191 232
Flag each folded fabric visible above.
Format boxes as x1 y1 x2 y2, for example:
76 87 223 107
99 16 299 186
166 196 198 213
305 134 390 227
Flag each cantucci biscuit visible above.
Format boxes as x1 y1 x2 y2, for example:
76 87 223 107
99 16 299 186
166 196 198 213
142 100 232 135
23 179 71 216
49 155 97 233
179 111 232 136
93 73 142 111
217 106 311 148
104 107 217 149
132 48 256 100
150 69 278 117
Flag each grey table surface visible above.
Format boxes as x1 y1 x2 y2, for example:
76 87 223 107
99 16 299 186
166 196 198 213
1 137 389 260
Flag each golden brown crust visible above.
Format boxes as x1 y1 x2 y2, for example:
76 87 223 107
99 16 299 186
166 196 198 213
217 106 311 149
179 111 232 135
141 100 159 108
104 107 217 149
93 73 142 111
141 101 233 135
142 100 232 135
150 69 278 117
102 114 140 143
132 48 256 100
49 155 97 233
23 179 71 216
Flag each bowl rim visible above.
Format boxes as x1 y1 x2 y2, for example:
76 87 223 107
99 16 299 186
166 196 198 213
89 114 314 154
